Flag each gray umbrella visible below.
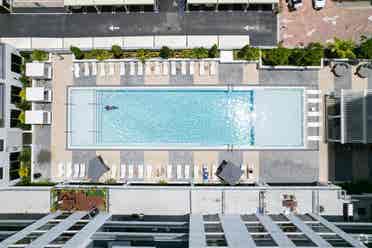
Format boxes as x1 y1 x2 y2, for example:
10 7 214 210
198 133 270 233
216 160 243 185
87 156 110 182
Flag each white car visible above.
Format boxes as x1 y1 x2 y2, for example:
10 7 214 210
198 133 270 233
313 0 326 9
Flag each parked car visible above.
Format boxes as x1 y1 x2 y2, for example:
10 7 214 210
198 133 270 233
288 0 303 10
313 0 326 9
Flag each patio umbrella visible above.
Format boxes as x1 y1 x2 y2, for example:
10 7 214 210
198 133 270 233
87 156 110 182
333 63 349 77
216 160 243 186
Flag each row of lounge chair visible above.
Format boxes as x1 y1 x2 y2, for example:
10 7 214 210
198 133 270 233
73 60 218 78
58 162 87 180
306 89 322 142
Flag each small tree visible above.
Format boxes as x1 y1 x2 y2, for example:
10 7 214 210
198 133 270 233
262 47 291 66
18 111 25 124
70 46 84 60
31 50 49 61
208 44 219 58
159 46 173 59
111 45 123 59
237 45 260 61
358 36 372 59
327 38 356 59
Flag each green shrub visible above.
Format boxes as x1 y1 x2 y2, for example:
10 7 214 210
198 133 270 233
192 47 209 59
159 46 173 59
16 101 31 111
111 45 123 59
19 76 31 87
70 46 84 60
327 38 356 59
237 45 260 61
137 49 150 62
19 147 31 166
208 44 219 58
18 111 25 124
179 49 193 58
302 42 324 66
31 50 49 62
358 36 372 59
85 49 113 61
262 47 291 66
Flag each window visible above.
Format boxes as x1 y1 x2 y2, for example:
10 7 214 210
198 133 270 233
10 109 21 128
10 86 22 104
0 140 4 151
11 54 22 74
9 152 20 181
0 167 3 179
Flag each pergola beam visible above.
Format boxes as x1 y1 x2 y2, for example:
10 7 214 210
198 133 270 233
189 214 207 248
220 214 256 248
0 212 62 248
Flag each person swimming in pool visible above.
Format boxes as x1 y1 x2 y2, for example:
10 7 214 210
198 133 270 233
104 105 118 111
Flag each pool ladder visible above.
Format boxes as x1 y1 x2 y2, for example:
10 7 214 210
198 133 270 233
227 83 234 94
226 144 234 152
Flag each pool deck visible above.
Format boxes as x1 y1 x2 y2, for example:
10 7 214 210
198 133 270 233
32 55 340 184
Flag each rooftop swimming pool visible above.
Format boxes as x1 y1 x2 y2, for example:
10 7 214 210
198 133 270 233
67 86 304 149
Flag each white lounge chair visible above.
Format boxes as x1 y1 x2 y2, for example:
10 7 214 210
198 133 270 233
84 62 90 77
79 163 86 178
58 162 65 179
65 162 72 179
110 164 117 178
73 163 80 179
189 61 194 75
308 122 321 128
199 61 205 75
308 98 321 104
138 164 144 179
146 165 152 179
91 62 97 76
193 166 199 179
120 164 126 179
145 62 151 75
308 111 321 117
212 164 217 179
26 87 52 102
162 62 169 75
128 164 134 179
129 62 135 76
108 63 115 76
137 62 143 76
171 61 176 75
120 62 125 76
210 61 217 76
99 63 106 76
74 63 80 78
177 164 183 179
154 61 161 75
181 61 187 75
184 165 190 179
167 165 173 179
306 89 321 95
25 111 52 125
308 136 321 141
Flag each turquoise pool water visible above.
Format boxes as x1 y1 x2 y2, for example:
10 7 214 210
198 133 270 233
68 87 304 149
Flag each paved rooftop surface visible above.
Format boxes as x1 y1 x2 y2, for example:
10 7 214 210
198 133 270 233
280 0 372 46
0 11 277 46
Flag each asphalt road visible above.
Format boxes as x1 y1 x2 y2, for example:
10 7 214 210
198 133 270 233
0 11 277 46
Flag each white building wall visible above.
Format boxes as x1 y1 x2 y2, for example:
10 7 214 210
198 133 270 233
0 188 51 213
